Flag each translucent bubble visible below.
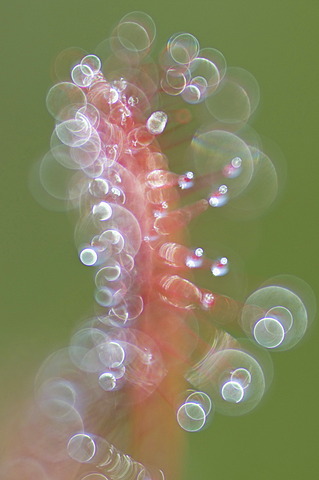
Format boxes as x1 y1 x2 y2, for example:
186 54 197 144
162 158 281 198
192 129 254 199
160 67 188 95
95 260 122 284
221 380 244 403
98 204 142 256
186 348 267 416
109 295 144 325
71 63 94 87
34 348 76 392
231 367 252 388
99 229 125 254
89 178 109 197
55 115 92 147
177 401 206 432
146 111 168 135
92 201 113 221
53 46 87 82
90 235 112 259
67 433 96 463
69 127 101 168
81 54 101 74
79 247 98 266
78 102 100 128
168 32 200 65
199 47 227 87
241 281 310 350
206 67 260 124
266 306 293 332
185 391 213 416
183 56 220 103
253 317 285 348
111 364 126 379
113 11 156 59
110 87 120 104
36 378 77 419
181 84 202 104
225 147 279 219
98 341 126 368
82 158 105 179
39 150 84 201
109 186 126 204
46 82 87 121
119 252 135 272
49 140 79 170
95 286 121 308
97 328 165 401
98 372 117 391
69 327 108 372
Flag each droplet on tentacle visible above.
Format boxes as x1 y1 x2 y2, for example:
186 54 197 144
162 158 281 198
186 346 271 416
71 63 95 87
67 433 97 463
191 129 254 202
208 185 228 207
79 247 98 266
240 275 315 350
177 171 194 190
211 256 229 277
176 390 213 432
185 247 204 268
205 67 260 124
146 111 168 134
167 32 200 66
176 401 206 432
81 54 102 74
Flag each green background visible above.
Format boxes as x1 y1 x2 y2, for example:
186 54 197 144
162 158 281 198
1 0 318 478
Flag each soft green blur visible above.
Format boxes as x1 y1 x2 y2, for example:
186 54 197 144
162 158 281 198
1 0 318 478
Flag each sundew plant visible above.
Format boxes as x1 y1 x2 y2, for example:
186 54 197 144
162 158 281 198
1 11 316 480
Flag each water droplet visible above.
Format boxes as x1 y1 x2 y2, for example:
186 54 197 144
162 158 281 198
211 256 229 276
208 185 228 207
146 111 168 135
178 171 194 190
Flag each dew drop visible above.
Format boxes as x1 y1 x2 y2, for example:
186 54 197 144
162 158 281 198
221 380 244 403
98 372 117 391
67 433 96 463
146 111 168 135
178 171 194 190
92 201 112 221
79 247 98 266
176 402 206 432
208 185 228 207
211 257 229 276
253 317 285 349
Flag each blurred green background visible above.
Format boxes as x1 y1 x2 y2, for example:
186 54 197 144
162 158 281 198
1 0 318 478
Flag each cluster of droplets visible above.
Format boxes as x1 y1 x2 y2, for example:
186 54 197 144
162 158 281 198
159 32 227 105
11 10 314 480
67 433 165 480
